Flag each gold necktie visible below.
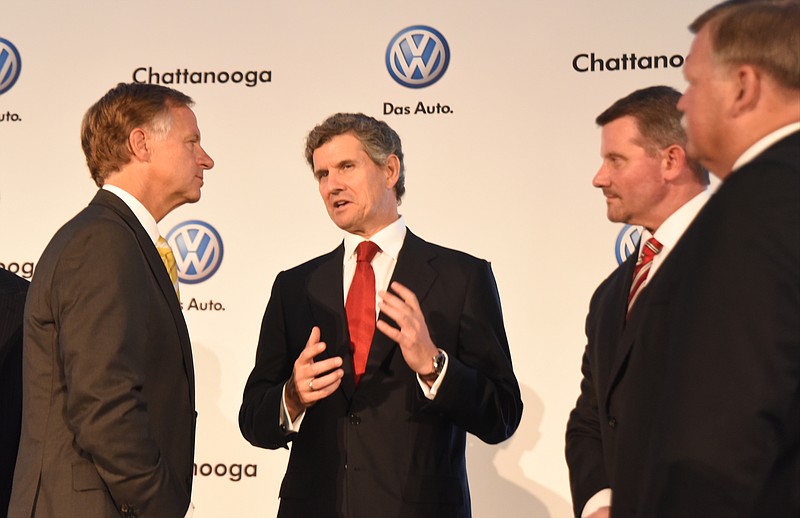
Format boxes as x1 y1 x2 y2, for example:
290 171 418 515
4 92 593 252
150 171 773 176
156 236 180 300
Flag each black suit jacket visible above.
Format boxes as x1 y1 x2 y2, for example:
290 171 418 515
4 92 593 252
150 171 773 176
0 269 29 518
240 230 522 518
9 190 196 518
565 239 677 518
621 131 800 517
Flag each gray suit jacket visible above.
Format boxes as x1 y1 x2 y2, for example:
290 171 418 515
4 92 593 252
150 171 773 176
9 190 196 518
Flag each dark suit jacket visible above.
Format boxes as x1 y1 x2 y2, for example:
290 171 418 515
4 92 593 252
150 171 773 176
565 248 651 517
9 190 196 518
240 230 522 518
630 130 800 517
0 269 29 518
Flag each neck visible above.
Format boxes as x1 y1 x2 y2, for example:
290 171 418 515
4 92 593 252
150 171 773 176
105 170 167 222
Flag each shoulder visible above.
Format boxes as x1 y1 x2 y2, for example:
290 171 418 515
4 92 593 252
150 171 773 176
52 204 139 257
403 231 489 269
589 256 634 305
0 268 29 296
278 246 341 277
33 202 145 290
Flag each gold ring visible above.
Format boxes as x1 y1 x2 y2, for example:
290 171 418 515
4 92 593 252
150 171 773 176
309 379 314 391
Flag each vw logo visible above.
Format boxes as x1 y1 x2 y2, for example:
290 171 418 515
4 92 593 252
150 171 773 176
0 38 22 95
166 220 224 284
386 25 450 88
615 224 641 265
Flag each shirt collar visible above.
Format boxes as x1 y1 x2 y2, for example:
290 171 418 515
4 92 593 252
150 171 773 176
102 185 160 245
650 190 710 251
732 122 800 172
343 215 407 262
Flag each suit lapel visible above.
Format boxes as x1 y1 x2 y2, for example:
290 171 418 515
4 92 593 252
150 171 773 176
90 190 195 402
360 230 438 387
604 247 640 404
307 245 356 398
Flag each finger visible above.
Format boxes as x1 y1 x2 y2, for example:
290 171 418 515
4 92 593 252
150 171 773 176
309 356 344 378
377 297 404 324
304 369 344 404
298 327 326 362
376 319 402 342
310 368 345 393
388 282 421 310
305 326 321 349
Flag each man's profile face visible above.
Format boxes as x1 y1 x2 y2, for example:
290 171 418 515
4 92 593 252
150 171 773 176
312 132 398 238
147 105 215 208
678 26 730 175
592 115 668 230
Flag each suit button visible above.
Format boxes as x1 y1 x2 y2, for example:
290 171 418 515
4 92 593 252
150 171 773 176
608 417 617 428
349 414 361 425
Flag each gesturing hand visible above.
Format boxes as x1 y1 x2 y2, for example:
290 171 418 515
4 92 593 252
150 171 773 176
285 326 344 421
376 281 439 376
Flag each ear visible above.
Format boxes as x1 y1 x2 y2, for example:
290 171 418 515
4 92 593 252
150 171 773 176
383 154 400 189
128 127 150 161
730 64 761 117
661 144 686 181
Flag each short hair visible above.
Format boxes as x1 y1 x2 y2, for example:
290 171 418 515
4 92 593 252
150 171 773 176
305 113 406 203
596 86 709 184
81 82 194 187
690 0 800 90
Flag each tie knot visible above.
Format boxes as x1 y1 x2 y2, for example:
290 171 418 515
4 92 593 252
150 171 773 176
642 237 664 258
355 241 381 263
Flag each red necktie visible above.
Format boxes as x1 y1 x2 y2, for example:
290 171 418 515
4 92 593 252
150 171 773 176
346 241 381 384
627 237 663 317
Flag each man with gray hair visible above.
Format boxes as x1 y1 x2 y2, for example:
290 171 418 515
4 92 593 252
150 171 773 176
630 1 799 515
240 112 522 518
10 82 215 518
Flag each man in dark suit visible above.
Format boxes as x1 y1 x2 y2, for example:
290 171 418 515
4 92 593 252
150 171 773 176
0 268 28 518
239 113 522 518
9 83 215 518
628 2 800 516
564 86 709 518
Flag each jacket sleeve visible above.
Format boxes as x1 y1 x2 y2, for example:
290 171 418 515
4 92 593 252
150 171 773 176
565 334 611 518
420 260 523 445
53 220 189 517
239 272 296 450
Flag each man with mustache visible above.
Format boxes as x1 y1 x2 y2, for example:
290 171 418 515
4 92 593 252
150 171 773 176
565 86 709 518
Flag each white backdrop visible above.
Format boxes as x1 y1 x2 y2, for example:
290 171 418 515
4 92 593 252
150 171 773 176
1 1 718 516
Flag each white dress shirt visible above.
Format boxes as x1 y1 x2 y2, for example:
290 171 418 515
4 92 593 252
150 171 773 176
635 189 710 290
732 122 800 172
102 185 160 246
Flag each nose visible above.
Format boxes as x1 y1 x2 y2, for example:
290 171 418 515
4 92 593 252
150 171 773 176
592 164 609 188
676 92 687 113
324 171 344 193
198 145 214 170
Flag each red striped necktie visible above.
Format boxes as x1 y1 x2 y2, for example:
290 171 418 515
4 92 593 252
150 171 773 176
627 237 663 317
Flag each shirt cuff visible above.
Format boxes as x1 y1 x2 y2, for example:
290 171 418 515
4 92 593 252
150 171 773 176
417 349 449 400
280 383 306 433
581 488 612 517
